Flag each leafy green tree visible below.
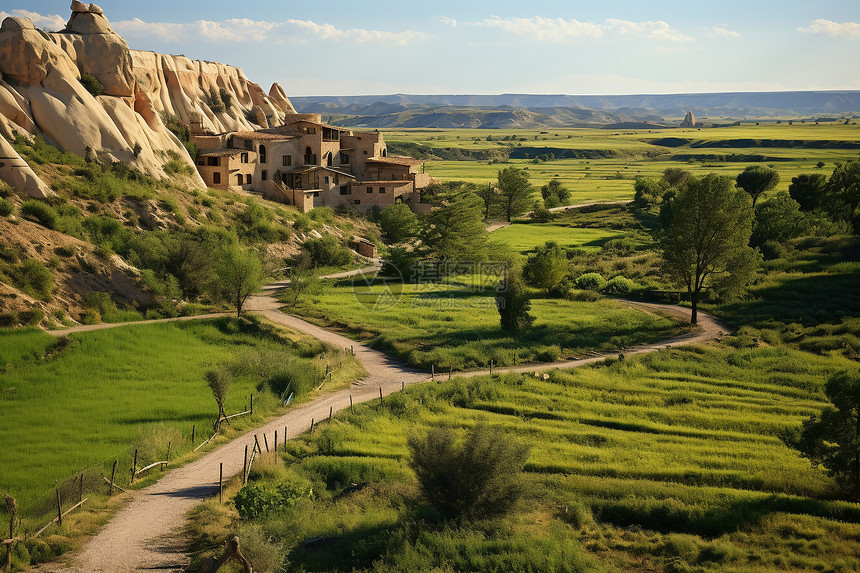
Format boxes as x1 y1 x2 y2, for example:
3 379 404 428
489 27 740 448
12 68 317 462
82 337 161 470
662 167 690 189
661 174 760 325
377 203 417 244
210 244 263 317
736 165 780 207
166 234 212 299
523 241 569 295
540 178 571 207
206 368 232 430
633 176 665 208
788 173 827 211
496 266 534 333
824 159 860 234
751 191 807 247
420 193 489 262
302 235 352 267
497 167 533 222
784 371 860 498
407 424 530 522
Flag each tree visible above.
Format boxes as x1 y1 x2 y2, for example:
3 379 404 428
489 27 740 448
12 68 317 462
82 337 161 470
420 193 490 262
824 159 860 234
377 203 417 244
633 176 665 208
284 251 318 304
540 178 571 206
497 167 533 222
660 174 760 325
736 165 780 207
210 244 263 317
496 266 534 333
784 371 860 498
407 424 530 522
206 368 232 431
662 167 690 189
751 191 807 247
788 173 827 211
523 241 569 295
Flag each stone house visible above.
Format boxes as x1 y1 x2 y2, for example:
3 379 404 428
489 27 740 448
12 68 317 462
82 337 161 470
191 114 431 213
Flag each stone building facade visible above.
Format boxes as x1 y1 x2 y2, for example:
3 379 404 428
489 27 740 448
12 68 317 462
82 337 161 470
192 114 430 213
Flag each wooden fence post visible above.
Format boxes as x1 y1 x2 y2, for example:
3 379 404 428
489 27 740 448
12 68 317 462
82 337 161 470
242 445 248 486
131 449 138 484
254 435 261 455
109 460 117 495
55 488 62 526
350 395 354 414
449 367 452 381
401 381 405 392
192 424 196 445
250 394 254 415
310 419 314 434
79 473 84 503
219 463 223 504
5 494 16 573
284 426 287 450
263 434 269 452
431 364 435 381
274 430 278 453
163 442 171 470
329 406 333 422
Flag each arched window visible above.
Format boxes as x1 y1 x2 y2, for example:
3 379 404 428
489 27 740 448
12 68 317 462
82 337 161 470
381 148 387 157
325 151 333 166
259 144 267 164
304 146 315 165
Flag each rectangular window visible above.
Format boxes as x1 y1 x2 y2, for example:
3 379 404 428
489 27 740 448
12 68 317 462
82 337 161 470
354 200 361 205
357 136 362 140
262 170 267 181
379 187 386 193
241 152 248 163
198 158 205 166
207 157 220 166
213 172 221 184
283 155 291 166
340 186 350 195
245 174 251 185
340 153 349 164
366 187 373 193
363 150 368 155
324 176 330 185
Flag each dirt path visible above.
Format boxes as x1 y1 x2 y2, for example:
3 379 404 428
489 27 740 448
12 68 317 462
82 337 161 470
34 290 723 572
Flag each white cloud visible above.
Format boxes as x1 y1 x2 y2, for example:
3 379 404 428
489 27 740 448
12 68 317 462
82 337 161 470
474 16 692 43
798 19 860 37
478 16 605 41
285 19 430 45
440 17 457 28
605 18 693 42
0 10 66 31
707 26 741 39
114 18 276 43
113 16 429 46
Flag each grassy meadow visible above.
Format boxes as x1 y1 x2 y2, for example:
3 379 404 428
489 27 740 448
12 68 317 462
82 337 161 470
0 317 363 517
187 342 860 572
283 274 685 371
385 123 860 203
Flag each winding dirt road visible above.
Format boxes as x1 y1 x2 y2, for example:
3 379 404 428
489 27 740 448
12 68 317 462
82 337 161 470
34 289 724 573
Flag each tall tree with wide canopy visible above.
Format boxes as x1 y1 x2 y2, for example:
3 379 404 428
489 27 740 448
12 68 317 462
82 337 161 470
497 167 533 222
209 243 264 317
660 174 760 325
736 165 780 207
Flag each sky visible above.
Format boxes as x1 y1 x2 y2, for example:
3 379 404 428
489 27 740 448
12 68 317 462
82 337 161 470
3 1 859 96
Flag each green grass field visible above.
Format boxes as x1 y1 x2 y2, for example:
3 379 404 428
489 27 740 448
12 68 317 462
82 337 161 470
189 342 860 572
0 318 363 514
492 224 622 254
387 124 860 203
284 274 685 371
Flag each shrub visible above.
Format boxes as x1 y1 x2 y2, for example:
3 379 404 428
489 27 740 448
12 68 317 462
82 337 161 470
207 87 225 113
15 259 55 300
575 272 607 291
302 235 352 267
0 198 13 217
603 275 638 295
79 72 105 96
407 423 530 521
234 482 313 520
20 200 58 229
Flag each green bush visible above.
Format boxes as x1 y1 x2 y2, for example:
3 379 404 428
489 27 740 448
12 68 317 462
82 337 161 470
15 259 55 300
80 72 105 97
407 424 530 521
302 235 353 267
265 361 322 399
575 272 607 291
603 275 638 295
0 198 13 217
20 200 58 229
234 482 313 520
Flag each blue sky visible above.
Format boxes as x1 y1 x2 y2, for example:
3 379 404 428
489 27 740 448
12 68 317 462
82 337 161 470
4 1 859 96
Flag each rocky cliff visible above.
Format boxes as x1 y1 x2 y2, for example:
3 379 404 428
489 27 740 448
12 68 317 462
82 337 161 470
0 2 296 196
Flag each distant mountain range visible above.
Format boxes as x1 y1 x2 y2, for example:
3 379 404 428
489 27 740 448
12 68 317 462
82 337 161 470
291 92 860 129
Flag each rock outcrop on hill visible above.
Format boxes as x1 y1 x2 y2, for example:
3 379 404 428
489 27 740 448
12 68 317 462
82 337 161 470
0 2 297 196
680 110 695 128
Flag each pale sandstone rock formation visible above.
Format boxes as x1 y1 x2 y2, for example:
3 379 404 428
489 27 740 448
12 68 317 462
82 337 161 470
680 110 695 128
0 2 297 197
